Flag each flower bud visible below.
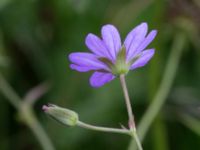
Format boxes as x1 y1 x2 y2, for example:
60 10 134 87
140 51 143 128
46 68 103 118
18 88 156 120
42 104 79 126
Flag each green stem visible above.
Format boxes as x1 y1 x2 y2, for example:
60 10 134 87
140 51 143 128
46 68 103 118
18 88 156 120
77 121 130 135
119 74 143 150
130 129 143 150
119 74 135 129
179 112 200 136
0 73 55 150
152 116 169 150
128 32 186 150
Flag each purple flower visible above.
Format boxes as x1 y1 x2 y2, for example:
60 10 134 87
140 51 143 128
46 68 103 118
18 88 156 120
69 22 157 88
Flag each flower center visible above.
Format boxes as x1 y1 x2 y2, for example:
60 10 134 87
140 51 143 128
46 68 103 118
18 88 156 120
98 46 140 75
112 46 129 75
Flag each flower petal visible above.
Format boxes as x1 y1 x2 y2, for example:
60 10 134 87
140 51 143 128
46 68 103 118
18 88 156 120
90 72 115 87
85 33 112 59
69 52 108 71
70 64 92 72
124 22 148 61
130 49 155 70
101 24 121 60
135 30 157 55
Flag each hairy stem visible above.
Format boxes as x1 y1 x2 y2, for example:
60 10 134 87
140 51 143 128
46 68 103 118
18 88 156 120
119 74 135 128
77 121 130 135
120 74 143 150
128 32 186 150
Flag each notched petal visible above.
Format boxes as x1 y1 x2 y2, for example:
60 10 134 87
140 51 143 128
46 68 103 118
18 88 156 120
70 64 92 72
69 52 108 70
135 30 157 54
101 24 122 60
124 22 148 61
130 49 155 70
85 33 110 58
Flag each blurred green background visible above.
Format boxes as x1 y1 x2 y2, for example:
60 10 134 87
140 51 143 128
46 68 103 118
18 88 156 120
0 0 200 150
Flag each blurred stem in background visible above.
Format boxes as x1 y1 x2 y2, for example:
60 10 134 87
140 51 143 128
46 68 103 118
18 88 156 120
149 0 169 149
179 112 200 136
128 32 187 150
0 73 55 150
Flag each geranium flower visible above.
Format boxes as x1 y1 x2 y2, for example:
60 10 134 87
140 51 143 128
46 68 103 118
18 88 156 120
69 22 157 87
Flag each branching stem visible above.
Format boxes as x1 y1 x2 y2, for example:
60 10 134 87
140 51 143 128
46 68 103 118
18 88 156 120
120 74 143 150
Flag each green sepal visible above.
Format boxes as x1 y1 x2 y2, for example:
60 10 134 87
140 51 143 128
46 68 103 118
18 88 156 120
116 45 126 62
98 57 114 70
128 54 141 66
114 45 129 75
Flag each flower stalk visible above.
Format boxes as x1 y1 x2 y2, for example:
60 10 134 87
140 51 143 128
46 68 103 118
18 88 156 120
77 121 130 135
119 74 143 150
119 74 135 129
